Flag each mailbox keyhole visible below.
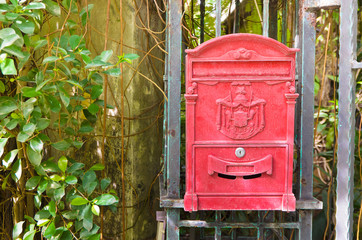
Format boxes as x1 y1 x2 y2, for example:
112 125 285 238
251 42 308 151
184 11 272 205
243 173 262 180
217 173 236 180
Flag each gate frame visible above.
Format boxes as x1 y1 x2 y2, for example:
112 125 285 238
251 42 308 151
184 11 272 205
158 0 358 239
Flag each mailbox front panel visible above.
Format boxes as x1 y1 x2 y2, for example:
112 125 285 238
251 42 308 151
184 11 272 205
184 34 298 212
193 81 288 142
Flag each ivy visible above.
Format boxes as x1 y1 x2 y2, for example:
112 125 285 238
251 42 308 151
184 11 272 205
0 0 139 239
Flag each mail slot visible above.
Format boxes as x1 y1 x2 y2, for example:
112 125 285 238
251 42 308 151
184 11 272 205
184 34 299 212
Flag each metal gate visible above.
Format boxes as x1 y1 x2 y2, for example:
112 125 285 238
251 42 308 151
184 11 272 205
159 0 356 239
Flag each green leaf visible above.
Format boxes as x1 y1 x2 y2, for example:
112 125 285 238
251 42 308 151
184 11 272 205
27 145 42 166
2 149 18 168
34 210 51 220
13 221 25 239
9 0 18 6
0 4 13 12
23 123 36 134
3 45 26 59
34 39 47 51
0 58 17 75
67 162 84 173
34 165 46 176
87 103 99 115
11 159 22 182
0 97 17 116
6 118 19 130
103 68 121 77
23 2 46 10
90 72 103 84
79 4 94 26
43 56 59 64
89 163 104 171
89 234 101 240
49 174 62 181
98 50 113 62
5 12 19 21
44 221 56 238
17 131 30 142
49 200 56 217
34 194 41 209
18 51 30 69
94 194 118 206
81 53 91 64
83 204 93 231
36 219 50 226
0 80 5 93
2 174 9 190
80 225 99 239
100 178 111 191
59 87 70 107
36 118 50 131
123 53 139 60
83 170 97 195
83 109 97 124
91 205 100 216
78 121 94 133
22 97 36 119
91 85 103 100
62 210 77 220
25 176 41 190
45 95 61 112
23 230 36 240
69 35 81 50
64 127 75 136
30 137 43 153
21 87 42 97
72 140 83 149
15 20 35 34
0 34 20 50
54 186 65 201
52 140 71 151
58 156 68 173
37 180 48 194
43 0 61 16
23 216 36 225
35 78 51 91
0 53 6 61
71 196 88 206
65 80 83 90
65 175 77 185
0 137 8 158
35 71 44 85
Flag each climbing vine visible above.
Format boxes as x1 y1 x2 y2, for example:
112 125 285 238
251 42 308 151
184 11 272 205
0 0 138 239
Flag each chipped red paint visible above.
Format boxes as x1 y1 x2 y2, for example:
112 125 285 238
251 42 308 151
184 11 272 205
184 34 299 212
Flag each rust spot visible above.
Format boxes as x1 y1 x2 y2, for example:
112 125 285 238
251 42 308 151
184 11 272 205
168 129 176 137
301 178 307 185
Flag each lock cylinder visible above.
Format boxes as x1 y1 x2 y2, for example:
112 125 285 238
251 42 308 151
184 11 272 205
235 147 245 158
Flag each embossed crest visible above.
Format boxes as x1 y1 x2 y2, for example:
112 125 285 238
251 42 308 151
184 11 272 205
216 83 266 139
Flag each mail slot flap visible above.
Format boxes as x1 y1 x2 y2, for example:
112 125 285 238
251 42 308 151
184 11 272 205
192 60 293 80
208 154 273 176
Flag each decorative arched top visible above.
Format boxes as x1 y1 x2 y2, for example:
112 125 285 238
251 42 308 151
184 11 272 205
186 33 298 58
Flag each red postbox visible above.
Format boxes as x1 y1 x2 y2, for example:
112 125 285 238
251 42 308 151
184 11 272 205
184 34 299 212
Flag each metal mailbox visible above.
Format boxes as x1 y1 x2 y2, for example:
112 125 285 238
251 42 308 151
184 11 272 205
184 34 299 212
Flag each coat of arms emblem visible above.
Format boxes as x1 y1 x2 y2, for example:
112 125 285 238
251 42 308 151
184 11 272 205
216 82 266 139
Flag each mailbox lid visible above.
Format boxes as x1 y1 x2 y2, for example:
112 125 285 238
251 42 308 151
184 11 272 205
186 33 298 59
193 145 290 194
